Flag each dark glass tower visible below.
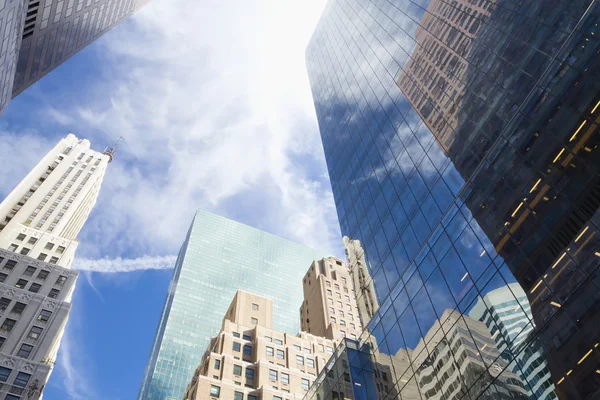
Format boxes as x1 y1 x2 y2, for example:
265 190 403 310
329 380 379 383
306 0 600 399
0 0 150 115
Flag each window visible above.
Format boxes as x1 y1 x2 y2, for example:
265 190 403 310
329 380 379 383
20 248 30 255
264 336 272 342
13 372 30 387
38 310 51 322
335 284 340 290
348 313 353 320
0 367 11 382
266 346 274 356
37 270 49 280
210 385 220 397
341 277 347 284
340 320 346 326
327 298 333 305
28 283 42 293
0 298 10 311
14 279 28 289
296 355 304 365
327 289 332 296
252 303 259 310
233 365 242 376
49 257 58 264
330 316 336 323
350 323 356 330
273 397 282 400
0 319 15 332
269 369 277 381
346 304 351 311
302 378 310 390
16 234 26 241
307 358 315 368
345 295 350 302
329 307 335 314
8 244 17 252
233 332 240 338
23 266 36 276
4 260 16 270
251 317 258 325
37 253 47 261
326 281 331 287
11 302 26 314
56 275 67 286
232 342 241 352
326 346 333 355
344 287 348 293
304 347 311 354
48 289 60 298
243 334 252 341
274 338 283 345
27 237 37 245
56 246 65 254
281 372 289 384
0 337 5 349
276 349 284 359
17 344 34 358
340 330 346 337
0 274 6 283
45 242 54 250
248 396 257 400
337 301 342 308
234 392 244 400
245 368 254 379
243 345 252 355
294 344 301 351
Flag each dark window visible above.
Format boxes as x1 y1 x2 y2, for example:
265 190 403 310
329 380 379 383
0 367 11 382
37 310 52 322
23 266 36 277
232 342 241 352
37 253 47 261
16 234 26 241
234 392 243 400
245 368 254 379
0 273 6 283
252 303 259 310
6 394 20 400
1 319 16 332
19 248 30 255
209 385 220 397
48 289 60 298
0 337 5 348
14 279 28 289
17 344 34 358
233 365 242 376
37 270 49 280
243 334 252 341
243 345 252 355
0 298 9 311
55 275 67 286
13 372 31 387
214 359 220 370
27 237 37 245
232 332 240 338
28 283 42 293
28 326 43 339
45 243 54 250
4 260 17 270
49 257 58 264
56 246 65 254
11 302 26 314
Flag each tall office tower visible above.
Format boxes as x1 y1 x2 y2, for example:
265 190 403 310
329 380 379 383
138 210 328 400
0 0 151 115
0 133 111 269
300 257 363 341
0 133 109 398
306 0 599 398
343 237 378 326
469 284 557 399
183 290 338 400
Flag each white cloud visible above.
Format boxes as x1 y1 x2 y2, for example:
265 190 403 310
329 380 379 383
75 255 176 273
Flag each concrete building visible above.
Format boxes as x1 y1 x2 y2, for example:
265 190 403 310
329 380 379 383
182 290 338 400
0 133 111 269
0 0 150 115
138 210 328 400
300 257 363 341
343 237 378 328
0 133 109 398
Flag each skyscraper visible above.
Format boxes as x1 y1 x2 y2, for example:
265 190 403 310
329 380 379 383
0 133 110 398
0 0 150 115
306 0 599 398
138 210 328 400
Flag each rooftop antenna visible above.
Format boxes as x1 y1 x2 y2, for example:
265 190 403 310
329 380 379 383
103 136 124 163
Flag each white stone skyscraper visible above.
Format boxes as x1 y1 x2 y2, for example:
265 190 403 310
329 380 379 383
0 133 110 399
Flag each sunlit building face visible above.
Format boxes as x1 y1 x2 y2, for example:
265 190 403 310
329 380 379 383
306 0 600 399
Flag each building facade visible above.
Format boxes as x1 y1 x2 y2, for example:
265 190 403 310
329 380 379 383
300 257 363 341
306 0 599 399
183 290 338 400
0 133 109 398
0 0 150 115
138 210 328 400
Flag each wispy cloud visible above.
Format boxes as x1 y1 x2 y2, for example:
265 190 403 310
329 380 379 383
75 255 176 273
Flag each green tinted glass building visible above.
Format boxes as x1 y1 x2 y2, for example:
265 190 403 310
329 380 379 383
138 209 328 400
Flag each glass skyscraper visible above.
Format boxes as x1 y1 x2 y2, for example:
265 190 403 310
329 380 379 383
138 209 328 400
306 0 599 399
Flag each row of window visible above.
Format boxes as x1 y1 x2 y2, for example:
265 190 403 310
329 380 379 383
0 258 68 286
209 385 295 400
6 245 61 264
15 234 66 254
265 347 317 368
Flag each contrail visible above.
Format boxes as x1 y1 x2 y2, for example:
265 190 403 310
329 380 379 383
74 255 177 273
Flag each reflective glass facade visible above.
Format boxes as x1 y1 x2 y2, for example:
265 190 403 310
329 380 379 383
306 0 600 398
138 210 328 400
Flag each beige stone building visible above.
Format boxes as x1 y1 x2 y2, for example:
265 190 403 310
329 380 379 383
183 290 338 400
299 257 363 341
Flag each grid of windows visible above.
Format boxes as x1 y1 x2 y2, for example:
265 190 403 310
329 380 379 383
306 0 600 399
138 210 327 400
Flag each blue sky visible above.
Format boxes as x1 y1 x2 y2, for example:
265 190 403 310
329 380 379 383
0 0 343 398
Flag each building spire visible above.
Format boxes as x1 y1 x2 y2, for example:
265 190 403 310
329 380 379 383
103 136 124 163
